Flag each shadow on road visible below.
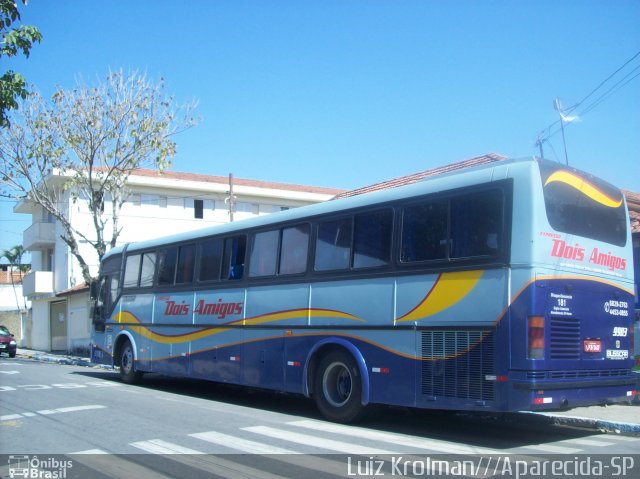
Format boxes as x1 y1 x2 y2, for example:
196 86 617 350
71 369 600 451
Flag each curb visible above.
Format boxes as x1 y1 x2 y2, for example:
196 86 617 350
544 414 640 436
510 410 640 437
16 349 112 369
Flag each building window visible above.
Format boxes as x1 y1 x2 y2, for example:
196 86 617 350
194 199 204 219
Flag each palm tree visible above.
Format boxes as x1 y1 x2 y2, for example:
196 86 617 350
1 245 28 311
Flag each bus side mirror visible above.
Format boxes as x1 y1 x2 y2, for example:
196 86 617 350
89 280 99 301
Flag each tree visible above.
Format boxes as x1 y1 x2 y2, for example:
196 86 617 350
1 0 42 128
0 69 198 284
1 244 28 311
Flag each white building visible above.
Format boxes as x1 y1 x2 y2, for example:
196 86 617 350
15 168 344 352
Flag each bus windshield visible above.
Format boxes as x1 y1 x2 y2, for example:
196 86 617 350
540 162 627 247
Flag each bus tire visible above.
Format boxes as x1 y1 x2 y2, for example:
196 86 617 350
119 340 142 384
313 350 365 423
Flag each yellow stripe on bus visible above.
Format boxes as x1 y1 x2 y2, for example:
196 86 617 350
544 171 622 208
396 270 484 322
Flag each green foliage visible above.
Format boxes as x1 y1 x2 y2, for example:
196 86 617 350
1 0 42 128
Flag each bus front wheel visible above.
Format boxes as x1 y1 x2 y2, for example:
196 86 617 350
119 340 142 384
313 350 365 423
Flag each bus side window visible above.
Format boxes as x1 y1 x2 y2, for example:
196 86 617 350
314 218 352 271
176 244 196 284
223 236 246 280
139 252 156 287
279 224 309 275
199 238 223 281
249 230 279 277
123 254 141 288
450 190 502 258
109 276 119 309
158 248 178 285
401 201 448 262
353 209 393 268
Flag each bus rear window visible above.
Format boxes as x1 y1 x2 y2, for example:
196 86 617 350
540 164 627 247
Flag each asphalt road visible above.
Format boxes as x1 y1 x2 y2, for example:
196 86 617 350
1 357 638 478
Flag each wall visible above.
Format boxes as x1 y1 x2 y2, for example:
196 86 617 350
67 292 90 356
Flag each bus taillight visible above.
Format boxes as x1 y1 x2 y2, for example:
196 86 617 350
528 316 545 359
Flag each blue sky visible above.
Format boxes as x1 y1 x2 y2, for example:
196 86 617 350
1 0 639 254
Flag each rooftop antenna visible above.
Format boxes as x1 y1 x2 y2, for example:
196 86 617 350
535 134 545 159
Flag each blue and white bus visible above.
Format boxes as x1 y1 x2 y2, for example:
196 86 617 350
90 157 636 422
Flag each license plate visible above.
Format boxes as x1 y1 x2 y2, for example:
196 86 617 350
583 340 602 353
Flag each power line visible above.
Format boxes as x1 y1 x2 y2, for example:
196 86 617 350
577 64 640 117
564 50 640 114
536 49 640 154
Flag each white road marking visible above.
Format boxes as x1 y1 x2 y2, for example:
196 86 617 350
289 419 502 455
131 439 288 479
71 454 175 479
0 404 106 422
567 437 616 447
243 425 399 455
525 443 582 454
131 439 204 454
191 430 351 476
191 430 298 454
71 449 109 454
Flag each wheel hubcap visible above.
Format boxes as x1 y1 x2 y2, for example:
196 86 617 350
122 347 133 373
323 361 352 407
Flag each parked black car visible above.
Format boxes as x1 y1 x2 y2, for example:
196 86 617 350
0 327 17 358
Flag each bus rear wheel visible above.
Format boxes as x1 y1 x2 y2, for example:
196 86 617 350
119 340 142 384
313 350 365 423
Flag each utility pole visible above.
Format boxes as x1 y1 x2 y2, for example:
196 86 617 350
226 173 236 222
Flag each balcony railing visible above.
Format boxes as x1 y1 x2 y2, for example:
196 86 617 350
22 271 54 297
23 222 55 250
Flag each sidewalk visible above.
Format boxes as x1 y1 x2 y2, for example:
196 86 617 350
14 347 640 436
16 346 97 368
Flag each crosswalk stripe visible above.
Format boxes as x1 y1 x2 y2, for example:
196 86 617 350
0 414 22 421
131 439 288 479
55 405 107 413
131 439 204 454
289 419 501 455
190 431 299 454
567 438 616 447
243 425 399 455
191 431 353 476
71 454 175 479
606 435 638 442
526 444 582 454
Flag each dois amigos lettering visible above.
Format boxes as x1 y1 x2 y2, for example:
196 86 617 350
164 299 244 319
551 239 626 271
